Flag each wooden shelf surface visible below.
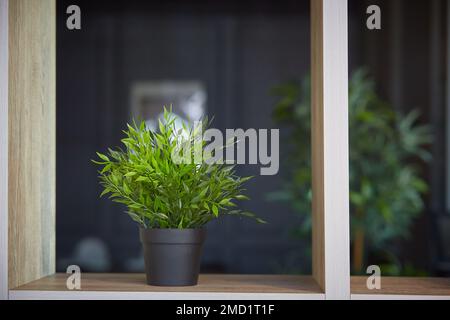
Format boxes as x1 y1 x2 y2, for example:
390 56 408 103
351 276 450 296
14 273 322 294
12 274 450 299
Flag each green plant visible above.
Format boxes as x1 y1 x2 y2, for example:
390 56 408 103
269 69 432 274
93 108 265 229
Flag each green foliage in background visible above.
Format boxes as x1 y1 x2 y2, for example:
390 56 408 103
269 69 432 274
93 108 264 229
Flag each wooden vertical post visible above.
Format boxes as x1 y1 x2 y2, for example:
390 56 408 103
0 0 9 300
311 0 350 299
7 0 56 289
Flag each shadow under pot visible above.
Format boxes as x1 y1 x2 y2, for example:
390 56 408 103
139 228 207 286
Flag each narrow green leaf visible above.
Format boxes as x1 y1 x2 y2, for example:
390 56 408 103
101 164 112 174
212 205 219 217
124 172 136 177
96 152 109 162
99 189 110 198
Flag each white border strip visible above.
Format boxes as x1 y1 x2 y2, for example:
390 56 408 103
0 0 9 301
322 0 350 299
9 291 325 300
352 294 450 300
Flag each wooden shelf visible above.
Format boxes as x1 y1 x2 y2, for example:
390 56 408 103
1 0 352 299
9 274 450 299
10 273 325 300
351 276 450 299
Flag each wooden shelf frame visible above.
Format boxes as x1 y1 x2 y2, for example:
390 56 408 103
9 274 450 300
9 274 325 300
0 0 350 300
1 0 448 300
0 0 8 303
351 276 450 300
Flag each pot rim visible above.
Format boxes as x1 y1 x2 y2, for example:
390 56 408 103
139 227 207 244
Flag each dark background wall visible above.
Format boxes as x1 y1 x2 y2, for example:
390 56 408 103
56 0 449 275
57 0 313 273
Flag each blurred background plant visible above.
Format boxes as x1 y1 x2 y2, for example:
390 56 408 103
268 68 432 275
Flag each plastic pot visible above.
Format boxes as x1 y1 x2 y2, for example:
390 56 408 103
139 227 206 286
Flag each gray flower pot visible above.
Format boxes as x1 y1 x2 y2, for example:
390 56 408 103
139 228 206 286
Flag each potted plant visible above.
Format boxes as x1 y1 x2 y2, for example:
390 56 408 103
93 108 264 286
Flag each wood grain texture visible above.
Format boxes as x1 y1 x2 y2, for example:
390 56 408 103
14 273 323 294
11 274 450 300
10 291 325 300
0 0 9 301
8 0 56 289
311 0 350 299
311 0 325 292
351 276 450 296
